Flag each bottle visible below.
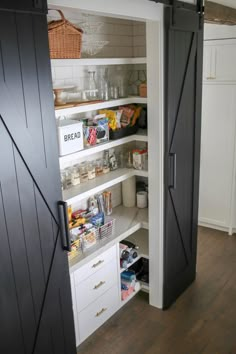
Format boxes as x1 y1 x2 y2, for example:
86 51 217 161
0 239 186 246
100 68 110 101
87 70 98 100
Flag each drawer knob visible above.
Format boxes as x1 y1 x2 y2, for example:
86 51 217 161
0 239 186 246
92 260 104 268
93 281 106 290
95 308 107 317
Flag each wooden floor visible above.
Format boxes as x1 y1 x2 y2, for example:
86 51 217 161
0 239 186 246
78 227 236 354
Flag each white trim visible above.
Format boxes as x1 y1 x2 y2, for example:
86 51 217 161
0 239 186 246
229 109 236 236
55 97 147 117
63 168 148 204
48 0 163 22
51 58 147 67
59 130 147 165
198 221 233 234
147 19 164 310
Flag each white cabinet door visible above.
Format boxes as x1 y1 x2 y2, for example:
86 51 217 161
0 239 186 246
199 84 236 230
204 40 236 82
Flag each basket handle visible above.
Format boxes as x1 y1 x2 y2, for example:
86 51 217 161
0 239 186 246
48 9 66 21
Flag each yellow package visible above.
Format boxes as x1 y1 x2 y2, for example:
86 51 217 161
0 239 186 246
99 110 117 131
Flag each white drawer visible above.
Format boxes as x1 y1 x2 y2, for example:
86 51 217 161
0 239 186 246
78 285 120 343
75 260 118 312
74 245 117 285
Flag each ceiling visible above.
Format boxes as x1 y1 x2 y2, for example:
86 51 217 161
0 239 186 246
207 0 236 10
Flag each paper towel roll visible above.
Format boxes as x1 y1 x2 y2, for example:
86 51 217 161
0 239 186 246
122 176 136 207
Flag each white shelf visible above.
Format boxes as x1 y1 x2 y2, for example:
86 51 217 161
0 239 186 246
63 168 148 204
120 282 141 306
55 97 147 117
59 130 148 164
69 205 148 273
120 229 149 273
51 57 147 67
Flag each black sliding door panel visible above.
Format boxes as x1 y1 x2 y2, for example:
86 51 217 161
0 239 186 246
0 9 76 354
164 7 203 308
0 0 47 13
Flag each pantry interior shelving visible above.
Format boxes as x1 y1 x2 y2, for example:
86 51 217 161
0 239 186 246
69 205 148 272
55 97 147 117
63 168 148 204
120 228 149 273
59 129 147 164
51 57 147 67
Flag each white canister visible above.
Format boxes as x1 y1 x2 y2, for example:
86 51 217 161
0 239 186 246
137 191 148 209
122 176 136 207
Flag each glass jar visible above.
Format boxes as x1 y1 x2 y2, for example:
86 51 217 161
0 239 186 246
79 162 88 183
71 165 80 186
87 70 98 101
60 170 67 190
103 150 110 174
95 159 104 176
88 161 96 180
126 151 133 169
64 167 72 189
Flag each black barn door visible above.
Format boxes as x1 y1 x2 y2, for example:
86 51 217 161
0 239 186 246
164 5 203 308
0 8 76 354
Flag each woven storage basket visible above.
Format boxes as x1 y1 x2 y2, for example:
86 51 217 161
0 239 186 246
48 9 83 59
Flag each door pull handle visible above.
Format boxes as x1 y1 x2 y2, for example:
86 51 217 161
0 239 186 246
169 153 177 190
58 201 71 252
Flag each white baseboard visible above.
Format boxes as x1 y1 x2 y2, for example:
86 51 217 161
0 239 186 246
198 220 236 235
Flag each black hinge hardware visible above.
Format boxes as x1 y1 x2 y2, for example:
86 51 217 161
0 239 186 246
149 0 204 29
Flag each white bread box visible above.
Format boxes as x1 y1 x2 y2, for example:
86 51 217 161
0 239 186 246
57 119 83 156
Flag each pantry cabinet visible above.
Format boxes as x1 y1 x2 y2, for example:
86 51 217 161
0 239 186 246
203 39 236 82
199 36 236 235
0 0 203 352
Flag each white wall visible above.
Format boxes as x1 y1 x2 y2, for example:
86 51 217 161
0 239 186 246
48 0 162 21
205 23 236 40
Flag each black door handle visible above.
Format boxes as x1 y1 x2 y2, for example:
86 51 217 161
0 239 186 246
169 153 177 190
58 201 71 252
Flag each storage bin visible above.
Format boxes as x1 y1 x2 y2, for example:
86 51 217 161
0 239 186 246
83 123 109 146
57 119 84 156
109 123 139 140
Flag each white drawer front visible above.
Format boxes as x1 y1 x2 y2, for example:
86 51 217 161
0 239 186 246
74 245 117 285
75 260 118 312
78 285 120 343
70 274 80 346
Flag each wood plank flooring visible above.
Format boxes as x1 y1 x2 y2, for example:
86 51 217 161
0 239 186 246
78 227 236 354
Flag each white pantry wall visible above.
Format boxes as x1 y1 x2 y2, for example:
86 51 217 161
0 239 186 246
48 0 163 21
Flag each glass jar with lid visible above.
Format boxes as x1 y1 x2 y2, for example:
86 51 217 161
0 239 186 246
64 167 72 189
95 159 103 177
71 165 80 186
79 162 88 183
88 161 96 180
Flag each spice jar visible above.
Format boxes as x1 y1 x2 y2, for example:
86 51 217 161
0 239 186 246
88 161 96 180
79 162 88 183
71 165 80 186
95 159 104 176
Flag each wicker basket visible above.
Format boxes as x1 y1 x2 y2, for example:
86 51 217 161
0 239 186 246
48 9 83 59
